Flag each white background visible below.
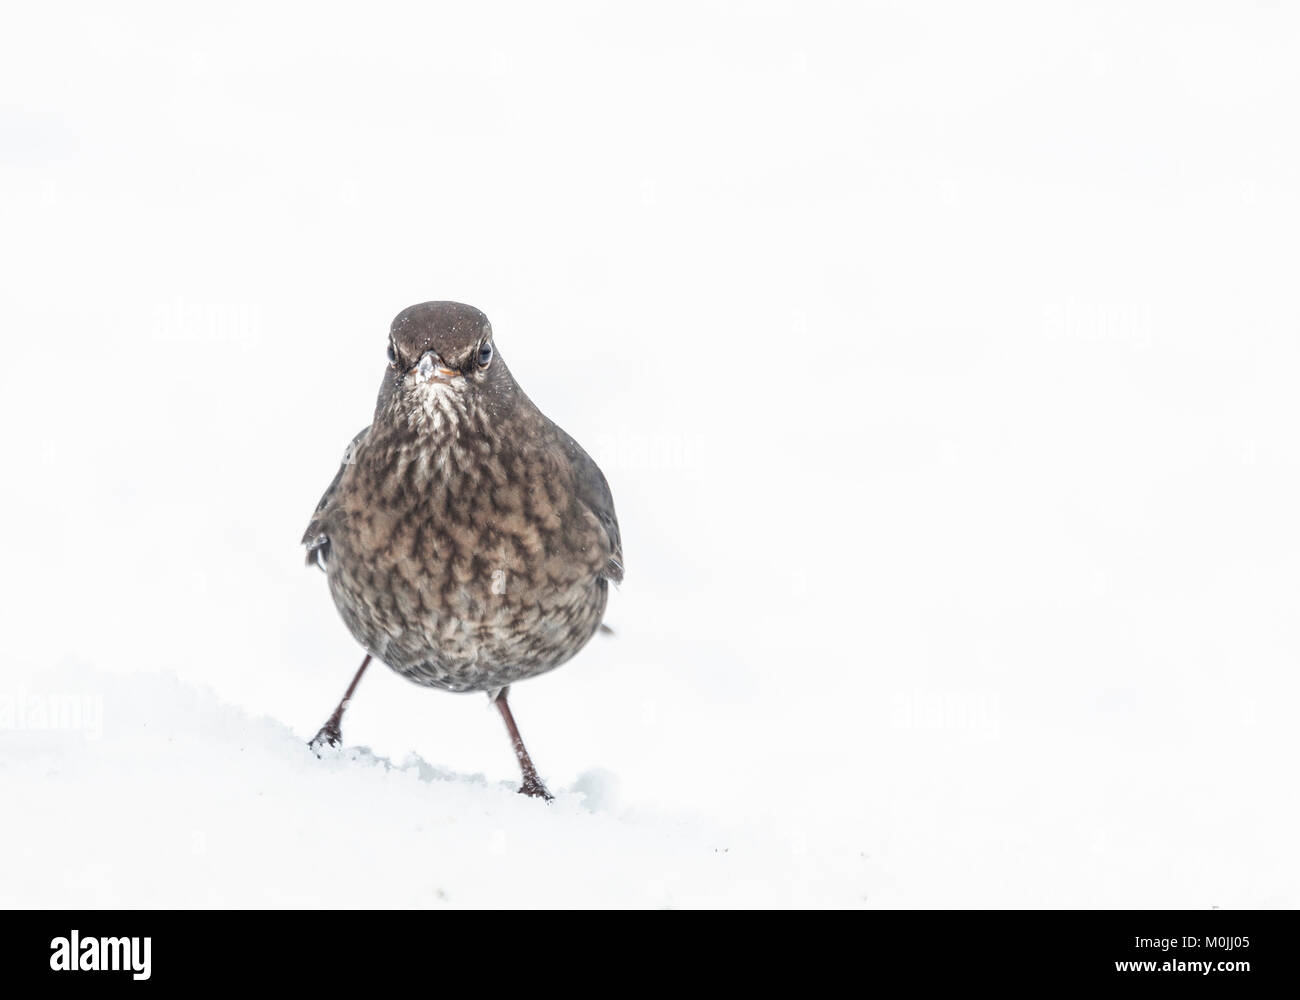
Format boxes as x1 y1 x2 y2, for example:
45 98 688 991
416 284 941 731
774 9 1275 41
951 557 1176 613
2 1 1297 907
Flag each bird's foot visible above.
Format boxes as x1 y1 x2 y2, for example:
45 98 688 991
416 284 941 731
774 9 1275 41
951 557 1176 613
309 721 343 755
519 776 554 801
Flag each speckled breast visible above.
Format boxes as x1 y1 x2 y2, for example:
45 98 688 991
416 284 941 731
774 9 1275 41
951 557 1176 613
323 435 610 693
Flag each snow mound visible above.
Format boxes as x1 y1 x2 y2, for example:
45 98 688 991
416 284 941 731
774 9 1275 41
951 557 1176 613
1 667 857 908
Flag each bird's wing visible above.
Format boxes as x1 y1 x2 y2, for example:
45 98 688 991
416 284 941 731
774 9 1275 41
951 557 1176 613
302 426 369 569
554 427 624 584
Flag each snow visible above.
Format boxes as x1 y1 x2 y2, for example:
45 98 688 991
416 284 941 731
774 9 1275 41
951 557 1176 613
3 667 860 908
2 3 1299 907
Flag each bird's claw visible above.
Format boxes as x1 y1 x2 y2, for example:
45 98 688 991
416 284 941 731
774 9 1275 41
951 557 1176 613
309 723 343 755
519 778 554 802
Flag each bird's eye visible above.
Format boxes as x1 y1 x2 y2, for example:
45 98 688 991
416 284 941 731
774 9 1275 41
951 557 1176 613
386 342 397 365
477 342 494 369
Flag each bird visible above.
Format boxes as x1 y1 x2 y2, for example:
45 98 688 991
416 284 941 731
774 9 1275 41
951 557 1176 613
301 301 622 799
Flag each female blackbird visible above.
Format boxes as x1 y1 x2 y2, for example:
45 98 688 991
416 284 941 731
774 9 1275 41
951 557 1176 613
303 302 623 798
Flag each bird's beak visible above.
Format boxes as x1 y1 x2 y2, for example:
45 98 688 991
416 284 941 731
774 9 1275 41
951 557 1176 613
412 355 462 384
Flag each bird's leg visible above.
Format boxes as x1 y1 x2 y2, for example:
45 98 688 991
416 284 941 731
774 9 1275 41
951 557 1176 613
309 653 372 752
493 687 553 800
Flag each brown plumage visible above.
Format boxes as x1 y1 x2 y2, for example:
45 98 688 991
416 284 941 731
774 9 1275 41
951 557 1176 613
303 302 622 798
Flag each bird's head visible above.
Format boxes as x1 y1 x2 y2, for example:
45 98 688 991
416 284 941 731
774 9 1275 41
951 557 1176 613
379 301 514 426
